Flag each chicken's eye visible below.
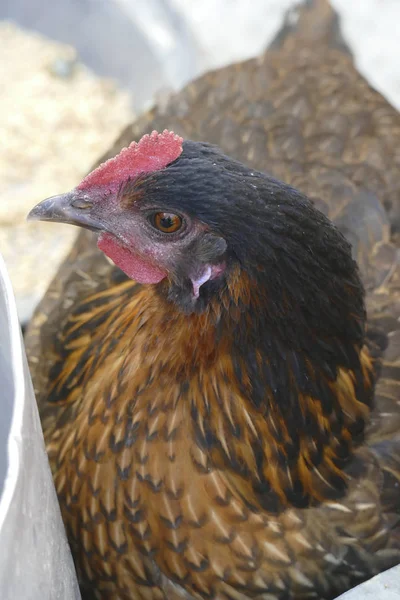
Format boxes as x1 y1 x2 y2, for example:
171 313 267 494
152 212 183 233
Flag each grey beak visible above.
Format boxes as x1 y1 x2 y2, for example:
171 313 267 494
27 192 104 232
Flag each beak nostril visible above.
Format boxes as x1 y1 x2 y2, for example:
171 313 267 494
27 192 103 232
70 198 93 209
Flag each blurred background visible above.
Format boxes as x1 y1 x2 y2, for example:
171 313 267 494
1 0 400 324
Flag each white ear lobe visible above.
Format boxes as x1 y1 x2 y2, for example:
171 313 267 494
191 266 212 298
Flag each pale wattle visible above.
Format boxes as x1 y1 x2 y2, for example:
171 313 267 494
98 233 167 284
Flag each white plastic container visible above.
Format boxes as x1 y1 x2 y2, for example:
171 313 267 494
0 252 80 600
336 565 400 599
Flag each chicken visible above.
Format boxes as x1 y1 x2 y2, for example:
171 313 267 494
25 1 400 599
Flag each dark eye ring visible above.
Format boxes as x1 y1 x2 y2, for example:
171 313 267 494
151 212 183 233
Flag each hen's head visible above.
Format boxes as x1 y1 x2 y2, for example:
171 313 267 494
28 130 364 340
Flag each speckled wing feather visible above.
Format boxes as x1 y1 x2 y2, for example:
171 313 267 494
25 229 120 434
24 1 400 599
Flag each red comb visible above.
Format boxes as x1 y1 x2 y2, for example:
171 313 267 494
77 130 183 191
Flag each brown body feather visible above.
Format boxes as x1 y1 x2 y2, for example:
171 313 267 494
25 1 400 599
